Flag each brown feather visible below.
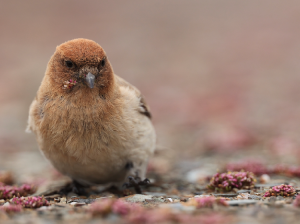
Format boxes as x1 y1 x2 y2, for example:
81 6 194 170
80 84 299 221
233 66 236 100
27 39 156 186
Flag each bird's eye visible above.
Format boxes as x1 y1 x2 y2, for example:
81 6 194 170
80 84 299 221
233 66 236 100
65 60 74 68
101 57 106 67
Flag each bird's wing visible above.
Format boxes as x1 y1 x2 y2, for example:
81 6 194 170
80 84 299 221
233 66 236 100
115 75 152 119
26 98 38 133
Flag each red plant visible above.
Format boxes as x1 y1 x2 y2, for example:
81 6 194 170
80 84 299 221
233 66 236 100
0 184 36 200
207 171 256 192
263 184 296 197
11 196 49 208
63 79 77 89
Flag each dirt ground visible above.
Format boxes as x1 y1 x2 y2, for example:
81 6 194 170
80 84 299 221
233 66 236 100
2 1 300 223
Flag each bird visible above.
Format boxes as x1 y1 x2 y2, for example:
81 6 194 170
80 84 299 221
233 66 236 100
27 38 156 193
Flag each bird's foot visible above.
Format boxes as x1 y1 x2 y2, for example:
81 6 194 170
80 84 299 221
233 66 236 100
71 180 86 195
122 176 150 194
59 180 86 196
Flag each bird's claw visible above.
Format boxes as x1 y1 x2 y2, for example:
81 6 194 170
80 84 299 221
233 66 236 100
140 178 150 185
122 176 151 194
59 180 86 196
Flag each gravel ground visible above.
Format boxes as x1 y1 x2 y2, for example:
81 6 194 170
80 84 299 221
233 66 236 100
2 1 300 223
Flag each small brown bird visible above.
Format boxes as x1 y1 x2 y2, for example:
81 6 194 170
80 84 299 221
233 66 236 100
27 38 156 193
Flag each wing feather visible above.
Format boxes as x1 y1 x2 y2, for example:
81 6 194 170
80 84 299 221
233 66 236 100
115 75 152 119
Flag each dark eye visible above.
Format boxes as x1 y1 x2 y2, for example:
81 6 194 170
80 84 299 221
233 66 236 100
65 60 74 68
101 57 106 67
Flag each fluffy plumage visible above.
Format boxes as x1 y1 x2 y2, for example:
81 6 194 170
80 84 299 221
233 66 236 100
27 38 156 187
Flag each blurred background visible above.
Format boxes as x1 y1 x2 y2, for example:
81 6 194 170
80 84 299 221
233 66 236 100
1 0 300 183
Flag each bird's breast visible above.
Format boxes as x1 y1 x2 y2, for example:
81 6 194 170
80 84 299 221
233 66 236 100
38 95 129 164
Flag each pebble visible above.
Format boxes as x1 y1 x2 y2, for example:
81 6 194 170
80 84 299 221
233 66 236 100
248 195 261 200
71 199 96 204
237 190 251 194
74 202 86 207
260 174 271 184
167 198 173 202
37 206 50 210
227 200 257 206
268 197 277 203
3 202 10 207
152 197 165 203
194 195 210 198
125 194 153 203
276 196 285 201
159 203 196 212
167 195 180 199
180 197 189 202
214 193 237 197
60 198 67 203
237 193 250 199
144 192 166 197
69 202 86 207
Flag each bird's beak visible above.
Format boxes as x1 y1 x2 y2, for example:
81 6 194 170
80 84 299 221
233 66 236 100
85 72 95 88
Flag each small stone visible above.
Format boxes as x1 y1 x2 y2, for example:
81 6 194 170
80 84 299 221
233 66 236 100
237 193 250 199
167 198 173 202
227 200 257 206
180 197 189 202
167 195 180 199
268 196 277 203
260 174 271 184
248 195 261 200
37 206 49 210
152 197 165 203
276 196 284 201
3 202 10 207
71 199 96 204
125 194 153 203
74 202 86 207
144 192 166 197
237 190 251 194
160 203 196 212
214 193 237 198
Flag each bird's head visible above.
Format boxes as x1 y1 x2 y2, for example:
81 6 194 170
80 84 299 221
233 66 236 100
47 38 114 94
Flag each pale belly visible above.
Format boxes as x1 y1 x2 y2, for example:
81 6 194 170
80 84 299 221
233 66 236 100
38 118 155 186
43 147 130 186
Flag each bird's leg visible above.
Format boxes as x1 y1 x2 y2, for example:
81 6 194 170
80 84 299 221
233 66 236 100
58 182 72 196
58 180 86 196
122 176 150 194
71 180 86 195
